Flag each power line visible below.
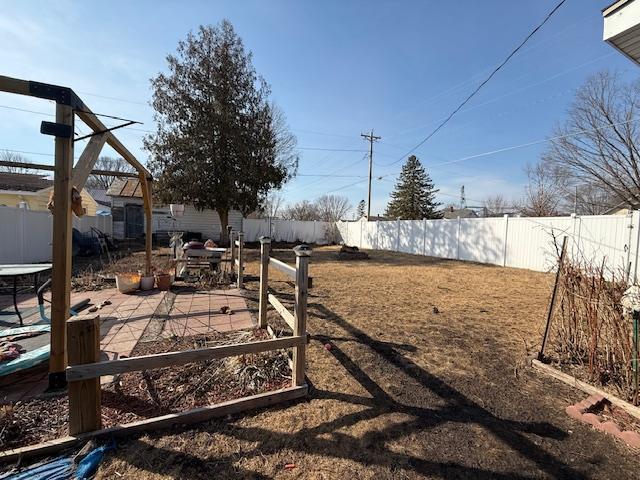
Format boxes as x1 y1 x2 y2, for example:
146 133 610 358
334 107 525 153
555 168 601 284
378 118 640 180
384 0 568 166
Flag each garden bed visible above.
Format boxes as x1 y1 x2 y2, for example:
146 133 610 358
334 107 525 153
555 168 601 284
0 329 289 451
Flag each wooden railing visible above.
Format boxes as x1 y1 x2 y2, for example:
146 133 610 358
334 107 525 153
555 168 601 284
258 237 311 386
59 238 310 439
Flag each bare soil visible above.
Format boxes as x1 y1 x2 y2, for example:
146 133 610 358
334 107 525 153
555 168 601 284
88 246 640 479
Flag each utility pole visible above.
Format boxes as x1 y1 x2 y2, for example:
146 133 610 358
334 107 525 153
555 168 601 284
361 129 381 219
460 185 467 209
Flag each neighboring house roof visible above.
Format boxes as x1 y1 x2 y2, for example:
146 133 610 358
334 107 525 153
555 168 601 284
603 197 640 215
443 207 478 219
106 179 144 198
0 172 52 192
87 188 111 207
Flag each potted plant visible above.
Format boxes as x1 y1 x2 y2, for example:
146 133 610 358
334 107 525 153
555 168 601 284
155 271 173 291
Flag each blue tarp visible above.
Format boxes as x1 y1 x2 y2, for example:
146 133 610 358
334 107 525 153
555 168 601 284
0 442 115 480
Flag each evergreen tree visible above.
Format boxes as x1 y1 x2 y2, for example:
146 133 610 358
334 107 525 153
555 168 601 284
356 199 366 219
145 21 297 243
384 155 442 219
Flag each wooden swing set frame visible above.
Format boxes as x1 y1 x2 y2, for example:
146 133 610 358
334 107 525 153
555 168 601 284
0 76 310 463
0 75 154 390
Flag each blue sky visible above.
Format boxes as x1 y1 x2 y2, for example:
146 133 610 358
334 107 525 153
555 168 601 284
0 1 636 217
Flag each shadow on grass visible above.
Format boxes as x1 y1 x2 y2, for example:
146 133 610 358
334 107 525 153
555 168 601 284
105 300 586 479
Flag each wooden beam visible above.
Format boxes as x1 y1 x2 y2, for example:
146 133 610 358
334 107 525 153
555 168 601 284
73 103 150 177
268 293 295 330
49 103 74 389
532 360 640 420
66 335 305 381
0 75 149 177
71 133 107 190
269 258 296 279
67 315 101 435
0 385 308 464
0 160 140 178
139 173 153 275
0 75 30 96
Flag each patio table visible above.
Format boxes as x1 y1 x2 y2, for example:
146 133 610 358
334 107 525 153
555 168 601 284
0 264 52 326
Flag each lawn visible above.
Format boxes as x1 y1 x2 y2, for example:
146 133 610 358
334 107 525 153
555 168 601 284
95 246 640 479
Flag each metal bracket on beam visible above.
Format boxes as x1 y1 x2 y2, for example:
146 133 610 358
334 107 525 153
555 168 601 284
29 81 75 106
40 121 73 138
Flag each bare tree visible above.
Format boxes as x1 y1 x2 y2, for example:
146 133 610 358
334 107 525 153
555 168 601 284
482 194 508 217
258 193 284 218
85 156 135 189
521 162 564 217
543 71 640 209
281 200 320 221
316 195 351 222
0 151 31 173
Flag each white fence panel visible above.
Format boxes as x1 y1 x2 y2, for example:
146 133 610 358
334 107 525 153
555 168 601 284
242 219 332 244
336 212 640 277
458 217 505 266
73 215 112 236
0 206 113 264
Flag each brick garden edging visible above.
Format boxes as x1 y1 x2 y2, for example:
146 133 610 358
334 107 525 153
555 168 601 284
566 395 640 449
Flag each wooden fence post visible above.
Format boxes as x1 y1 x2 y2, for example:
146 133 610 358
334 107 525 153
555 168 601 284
538 236 568 361
258 236 271 328
292 244 311 386
237 231 244 289
68 314 101 435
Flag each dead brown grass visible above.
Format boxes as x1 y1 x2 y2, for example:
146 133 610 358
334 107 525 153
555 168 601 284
93 246 640 479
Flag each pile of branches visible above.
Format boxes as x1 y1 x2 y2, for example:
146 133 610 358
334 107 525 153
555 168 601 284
551 256 634 399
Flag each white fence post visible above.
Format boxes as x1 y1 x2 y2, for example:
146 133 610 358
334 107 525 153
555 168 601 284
456 216 461 260
633 210 640 284
422 218 427 256
396 219 401 252
503 214 509 267
18 208 26 263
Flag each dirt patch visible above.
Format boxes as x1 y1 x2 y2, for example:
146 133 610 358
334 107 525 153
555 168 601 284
92 246 640 479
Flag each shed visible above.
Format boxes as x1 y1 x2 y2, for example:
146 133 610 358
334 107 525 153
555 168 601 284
106 178 244 240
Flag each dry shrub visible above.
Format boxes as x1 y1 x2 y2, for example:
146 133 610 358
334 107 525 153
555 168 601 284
551 256 634 399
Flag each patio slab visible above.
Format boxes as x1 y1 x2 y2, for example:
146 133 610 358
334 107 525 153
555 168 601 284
163 288 255 337
0 288 167 403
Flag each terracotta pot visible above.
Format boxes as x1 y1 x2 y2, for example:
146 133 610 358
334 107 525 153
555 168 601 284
155 273 172 291
140 275 155 291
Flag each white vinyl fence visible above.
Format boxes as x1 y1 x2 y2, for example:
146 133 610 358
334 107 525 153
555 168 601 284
243 218 333 244
337 212 640 280
0 206 112 263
